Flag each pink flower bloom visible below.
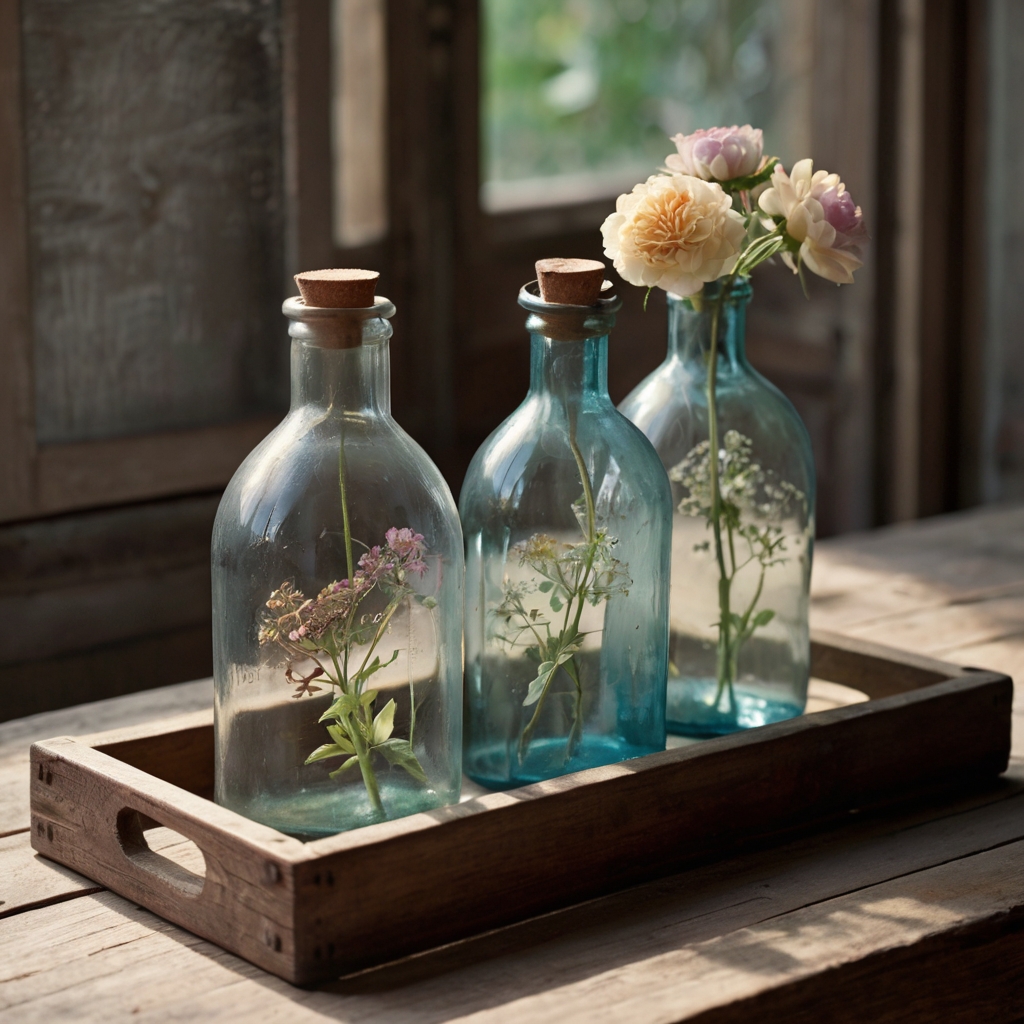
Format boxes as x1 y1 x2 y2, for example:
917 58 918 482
759 160 867 284
404 556 428 577
358 546 396 580
386 527 426 560
666 125 764 182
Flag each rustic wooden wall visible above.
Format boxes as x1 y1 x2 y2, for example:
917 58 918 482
0 0 288 719
22 0 287 444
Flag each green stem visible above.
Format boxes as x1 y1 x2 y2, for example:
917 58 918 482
344 711 384 818
353 595 403 687
707 278 736 710
568 416 596 544
338 430 354 583
520 413 601 762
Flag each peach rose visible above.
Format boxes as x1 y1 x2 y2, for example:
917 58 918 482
601 174 746 296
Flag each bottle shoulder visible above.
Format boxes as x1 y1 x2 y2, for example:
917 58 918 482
213 408 461 547
460 398 671 515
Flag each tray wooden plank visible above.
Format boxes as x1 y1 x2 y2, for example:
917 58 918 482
28 632 1013 985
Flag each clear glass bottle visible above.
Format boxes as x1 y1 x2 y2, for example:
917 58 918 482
460 271 672 789
212 284 463 837
619 278 815 737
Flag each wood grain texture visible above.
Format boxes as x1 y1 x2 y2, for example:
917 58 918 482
0 831 101 919
0 677 213 837
0 0 36 522
2 816 1023 1022
34 416 280 517
27 638 1012 984
22 0 287 445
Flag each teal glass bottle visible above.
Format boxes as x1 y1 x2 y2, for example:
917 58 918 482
212 277 463 837
460 267 672 789
619 278 815 737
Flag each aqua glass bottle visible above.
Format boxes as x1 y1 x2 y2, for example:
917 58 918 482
619 277 815 737
212 271 463 837
460 260 672 789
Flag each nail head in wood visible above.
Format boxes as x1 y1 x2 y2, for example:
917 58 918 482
535 258 606 305
294 269 379 309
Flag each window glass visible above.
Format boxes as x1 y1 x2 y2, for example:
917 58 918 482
332 0 388 248
482 0 814 212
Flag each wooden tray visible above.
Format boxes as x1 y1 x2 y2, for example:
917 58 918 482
29 630 1012 986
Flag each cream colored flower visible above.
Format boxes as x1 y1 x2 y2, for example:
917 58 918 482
758 159 867 284
601 174 746 296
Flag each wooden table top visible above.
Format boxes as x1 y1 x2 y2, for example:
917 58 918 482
3 503 1023 1022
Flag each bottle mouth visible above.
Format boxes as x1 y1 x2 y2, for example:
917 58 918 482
282 295 396 322
282 295 396 349
518 280 621 342
517 279 621 316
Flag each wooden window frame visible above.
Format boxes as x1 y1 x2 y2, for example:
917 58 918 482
0 0 281 525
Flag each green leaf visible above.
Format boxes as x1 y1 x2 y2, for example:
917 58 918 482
352 648 400 688
328 756 360 778
752 609 775 628
524 662 555 706
372 698 397 744
305 743 347 764
319 692 360 723
324 725 356 754
359 688 379 707
719 157 779 193
735 234 786 277
538 580 554 593
377 739 428 783
550 594 563 612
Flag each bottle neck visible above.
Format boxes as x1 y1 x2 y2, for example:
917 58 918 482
290 336 391 415
528 334 610 405
667 278 752 374
283 296 395 416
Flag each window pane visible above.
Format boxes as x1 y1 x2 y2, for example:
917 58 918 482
482 0 814 212
332 0 388 248
24 0 287 445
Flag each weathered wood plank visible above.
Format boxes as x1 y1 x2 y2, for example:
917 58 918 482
0 832 101 919
2 821 1023 1021
36 417 281 517
22 0 286 446
0 0 36 522
0 678 213 836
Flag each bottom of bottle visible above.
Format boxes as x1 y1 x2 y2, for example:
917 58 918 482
221 778 455 840
464 734 661 791
667 677 804 737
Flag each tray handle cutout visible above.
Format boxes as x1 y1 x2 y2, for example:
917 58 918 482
116 808 207 898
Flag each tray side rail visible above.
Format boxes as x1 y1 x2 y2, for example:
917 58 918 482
30 735 309 980
291 668 1011 981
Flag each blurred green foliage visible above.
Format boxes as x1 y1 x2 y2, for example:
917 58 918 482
483 0 806 186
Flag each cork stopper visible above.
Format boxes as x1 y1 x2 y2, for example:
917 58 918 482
294 268 379 309
535 258 606 305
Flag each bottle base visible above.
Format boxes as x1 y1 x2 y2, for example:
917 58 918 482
222 778 453 840
464 734 661 791
667 677 803 737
